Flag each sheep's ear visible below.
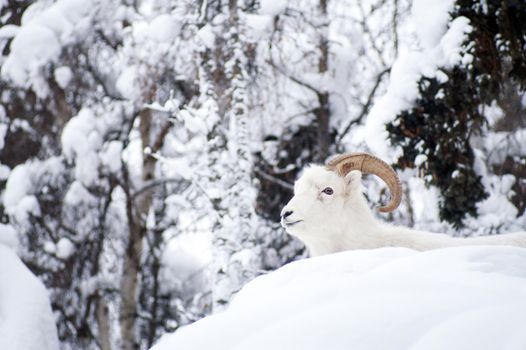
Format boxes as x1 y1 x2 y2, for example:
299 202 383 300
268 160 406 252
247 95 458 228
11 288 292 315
344 170 362 194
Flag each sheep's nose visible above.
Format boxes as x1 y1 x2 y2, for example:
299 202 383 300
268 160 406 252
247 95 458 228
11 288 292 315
282 210 293 219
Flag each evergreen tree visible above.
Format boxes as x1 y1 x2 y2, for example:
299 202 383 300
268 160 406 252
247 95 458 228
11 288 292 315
386 0 526 228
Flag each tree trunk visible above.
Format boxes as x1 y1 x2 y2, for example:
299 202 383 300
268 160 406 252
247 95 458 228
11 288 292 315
315 0 330 162
96 297 112 350
120 101 169 349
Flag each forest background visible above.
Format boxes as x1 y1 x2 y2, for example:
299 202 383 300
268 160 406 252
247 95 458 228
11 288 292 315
0 0 525 349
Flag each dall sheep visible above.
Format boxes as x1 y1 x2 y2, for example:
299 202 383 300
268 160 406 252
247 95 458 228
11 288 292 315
281 152 526 256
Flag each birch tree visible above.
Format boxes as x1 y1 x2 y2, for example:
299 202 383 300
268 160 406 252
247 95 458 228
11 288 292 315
195 0 262 310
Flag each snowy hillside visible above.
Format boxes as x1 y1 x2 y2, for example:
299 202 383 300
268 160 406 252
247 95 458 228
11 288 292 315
152 246 526 350
0 245 59 350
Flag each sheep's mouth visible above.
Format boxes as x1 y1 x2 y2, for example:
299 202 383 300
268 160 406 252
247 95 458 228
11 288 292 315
282 220 303 228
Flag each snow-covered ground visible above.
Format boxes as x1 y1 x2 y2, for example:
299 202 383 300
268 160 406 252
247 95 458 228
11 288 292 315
0 245 59 350
152 246 526 350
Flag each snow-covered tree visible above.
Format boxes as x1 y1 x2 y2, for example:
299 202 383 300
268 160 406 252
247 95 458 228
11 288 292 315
1 1 207 349
187 0 263 310
385 0 526 230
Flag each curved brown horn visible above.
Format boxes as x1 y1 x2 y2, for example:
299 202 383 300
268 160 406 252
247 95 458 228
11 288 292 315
326 152 402 212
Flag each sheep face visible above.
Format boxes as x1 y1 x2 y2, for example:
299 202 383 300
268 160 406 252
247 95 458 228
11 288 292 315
281 166 363 241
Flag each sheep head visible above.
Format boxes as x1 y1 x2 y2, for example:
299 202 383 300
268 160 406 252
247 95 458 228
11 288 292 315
280 152 402 253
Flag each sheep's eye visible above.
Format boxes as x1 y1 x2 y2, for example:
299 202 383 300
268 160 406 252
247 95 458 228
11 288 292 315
322 187 334 195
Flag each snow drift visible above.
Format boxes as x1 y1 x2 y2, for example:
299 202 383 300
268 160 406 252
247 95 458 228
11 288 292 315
152 246 526 350
0 245 60 350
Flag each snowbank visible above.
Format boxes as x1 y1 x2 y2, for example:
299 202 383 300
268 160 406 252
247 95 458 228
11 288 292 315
0 223 18 250
0 245 60 350
152 246 526 350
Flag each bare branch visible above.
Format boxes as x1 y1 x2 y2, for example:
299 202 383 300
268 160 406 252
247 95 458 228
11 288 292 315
358 2 388 67
392 0 399 57
254 167 294 191
84 57 125 101
132 178 190 200
337 67 391 144
266 59 321 95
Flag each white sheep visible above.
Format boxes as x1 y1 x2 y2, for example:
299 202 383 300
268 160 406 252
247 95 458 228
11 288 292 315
281 152 526 256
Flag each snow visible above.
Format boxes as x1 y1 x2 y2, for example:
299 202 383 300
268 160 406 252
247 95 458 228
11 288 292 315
56 238 75 259
61 109 102 186
161 231 211 294
259 0 287 16
196 24 215 49
0 245 60 350
64 181 91 206
148 14 181 43
61 109 95 160
0 24 20 39
475 175 521 230
3 163 32 210
116 66 139 100
411 0 456 49
12 195 41 221
0 122 7 152
0 223 18 250
365 52 426 160
0 163 10 180
483 101 505 127
179 109 208 135
2 163 42 222
100 140 123 174
1 0 93 95
245 14 273 41
407 176 441 225
54 66 73 88
152 246 526 350
438 16 473 68
414 154 427 167
1 25 60 88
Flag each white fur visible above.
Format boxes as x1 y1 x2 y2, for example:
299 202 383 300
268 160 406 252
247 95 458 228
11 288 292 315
281 165 526 256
